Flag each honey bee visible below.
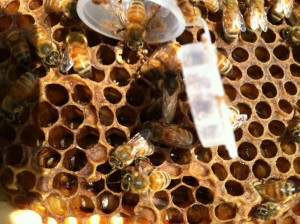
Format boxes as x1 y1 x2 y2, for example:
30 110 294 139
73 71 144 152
222 0 246 42
121 170 171 194
217 50 233 76
200 0 221 13
268 0 294 23
44 0 78 18
5 28 31 67
286 4 300 26
253 179 297 203
281 26 300 46
143 121 194 149
228 106 247 130
254 201 286 220
109 130 154 169
0 71 38 121
244 0 268 32
60 28 92 78
176 0 202 25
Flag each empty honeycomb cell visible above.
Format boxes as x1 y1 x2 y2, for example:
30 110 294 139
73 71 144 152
225 180 244 196
148 150 166 166
20 125 45 147
268 120 285 136
217 146 231 160
255 46 270 62
5 145 26 167
63 148 87 171
153 191 169 209
284 81 298 95
105 128 126 147
0 15 12 32
187 204 211 224
16 171 36 190
292 201 300 216
104 87 122 104
97 161 113 175
28 0 42 10
280 216 295 224
240 83 259 100
37 147 60 169
90 67 105 83
261 28 276 43
293 157 300 174
238 142 257 161
273 45 290 61
106 170 122 193
70 195 95 216
35 101 59 127
4 0 20 15
170 148 191 165
46 84 69 106
182 176 199 187
126 86 145 107
276 157 291 173
247 65 264 80
252 159 271 179
0 48 10 63
215 203 237 221
82 179 105 195
72 84 92 105
212 163 228 181
47 193 68 216
61 105 84 129
53 172 78 196
230 162 250 180
255 101 272 119
223 84 237 101
262 82 277 98
48 13 62 27
171 185 195 208
48 126 74 150
121 47 140 64
269 64 284 79
16 14 35 29
0 125 16 146
278 100 293 116
121 191 139 214
290 64 300 78
97 191 119 214
195 186 214 205
167 179 181 190
207 10 222 22
97 45 115 65
53 28 68 42
110 67 130 86
241 31 257 43
248 121 264 137
99 106 114 126
292 46 300 63
234 128 243 141
232 47 249 62
194 145 212 163
281 139 296 155
116 106 137 126
260 139 277 158
226 66 242 80
176 30 193 44
77 126 99 149
162 207 184 224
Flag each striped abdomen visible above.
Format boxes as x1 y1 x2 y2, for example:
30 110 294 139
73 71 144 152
149 170 171 191
127 0 145 24
10 72 37 101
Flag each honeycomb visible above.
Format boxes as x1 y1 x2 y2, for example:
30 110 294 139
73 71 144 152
0 0 300 223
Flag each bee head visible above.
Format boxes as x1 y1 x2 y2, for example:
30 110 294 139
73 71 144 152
280 28 291 40
127 40 144 51
255 204 269 220
121 173 132 191
109 155 124 169
44 51 60 67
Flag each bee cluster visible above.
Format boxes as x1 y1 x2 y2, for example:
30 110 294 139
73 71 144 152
0 0 300 223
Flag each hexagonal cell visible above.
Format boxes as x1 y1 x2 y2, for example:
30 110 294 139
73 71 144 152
284 81 298 95
215 203 237 221
70 195 95 216
104 87 122 104
248 121 264 138
0 125 16 146
225 180 244 196
35 101 59 127
238 142 257 161
195 186 214 204
63 148 87 171
36 147 61 169
4 0 20 15
121 46 140 64
197 29 216 43
105 128 126 147
255 46 270 62
237 103 252 119
28 0 42 10
212 163 228 181
53 172 78 196
260 139 277 158
0 15 13 32
292 45 300 63
187 204 211 223
148 149 165 166
5 145 26 167
72 84 92 105
90 67 105 83
226 66 242 81
16 171 36 190
96 161 113 175
77 126 99 149
232 47 249 62
261 29 276 43
16 14 35 29
47 13 62 27
293 157 300 174
234 128 243 141
290 64 300 78
110 67 130 86
262 82 277 98
247 65 263 80
171 185 194 208
223 84 236 101
269 64 284 79
241 31 257 43
167 179 181 190
126 86 145 107
273 45 290 61
217 146 231 160
47 193 68 216
53 28 68 42
170 148 191 165
82 179 105 195
48 126 74 150
153 191 169 209
240 83 259 100
46 84 69 106
121 191 139 213
255 101 272 119
61 105 84 129
194 145 212 163
182 176 199 187
96 45 115 65
276 157 291 173
161 207 184 224
252 159 271 179
97 191 119 214
106 170 122 193
268 120 285 136
176 30 193 44
281 139 296 155
20 125 45 147
230 162 250 180
99 106 114 126
116 105 137 127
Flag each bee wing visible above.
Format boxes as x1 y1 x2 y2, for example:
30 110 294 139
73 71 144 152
59 46 74 73
129 129 153 156
236 8 246 32
283 0 294 18
249 4 268 32
162 84 179 124
222 5 246 34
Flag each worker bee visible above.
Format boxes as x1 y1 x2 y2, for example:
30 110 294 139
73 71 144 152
281 26 300 46
0 71 38 121
254 201 286 220
176 0 202 25
286 4 300 26
143 121 194 149
121 170 171 194
268 0 294 23
109 130 154 169
253 179 297 203
5 28 31 67
44 0 78 18
222 0 246 42
244 0 268 32
217 50 233 76
228 106 247 130
200 0 221 13
60 28 92 78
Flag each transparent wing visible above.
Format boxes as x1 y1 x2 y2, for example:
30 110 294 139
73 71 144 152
236 7 246 32
162 85 179 124
283 0 294 18
60 46 74 73
129 129 153 156
249 2 268 32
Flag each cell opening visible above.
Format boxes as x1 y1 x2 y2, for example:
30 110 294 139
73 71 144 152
153 191 169 209
36 101 59 127
28 0 42 10
252 159 271 179
6 145 25 167
255 101 272 119
262 82 277 98
105 128 126 147
276 157 291 173
20 125 45 147
72 84 92 105
97 191 119 214
281 139 296 155
176 30 193 44
195 186 214 204
248 121 264 137
207 10 222 22
167 179 181 190
284 81 297 95
46 84 69 106
121 47 140 64
260 139 277 158
47 194 68 216
247 65 264 79
110 67 130 86
96 161 113 175
255 46 270 62
122 192 139 214
48 126 74 150
230 162 250 180
293 157 300 174
217 146 231 160
0 125 16 146
47 13 62 27
225 180 244 196
170 148 191 165
238 142 257 161
98 106 114 126
281 216 296 224
241 31 257 42
197 29 216 43
273 45 290 61
182 176 199 187
223 84 236 101
91 67 105 83
53 172 78 196
278 100 293 115
240 83 259 100
171 186 195 208
36 147 61 169
268 120 285 136
96 45 115 65
261 29 276 43
106 170 122 193
4 0 20 15
63 148 87 171
104 87 122 104
290 64 300 78
194 145 212 163
116 106 137 127
187 204 211 224
53 28 68 42
61 105 84 129
292 46 300 63
82 179 105 195
16 171 36 191
70 195 95 216
162 207 184 223
77 126 99 149
0 15 13 32
232 47 249 62
269 64 284 79
148 150 165 166
234 128 243 141
212 163 228 181
126 86 145 107
226 66 242 80
215 203 237 220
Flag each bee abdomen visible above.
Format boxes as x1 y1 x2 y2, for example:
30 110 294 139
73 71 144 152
149 170 171 191
10 72 37 101
127 0 145 24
